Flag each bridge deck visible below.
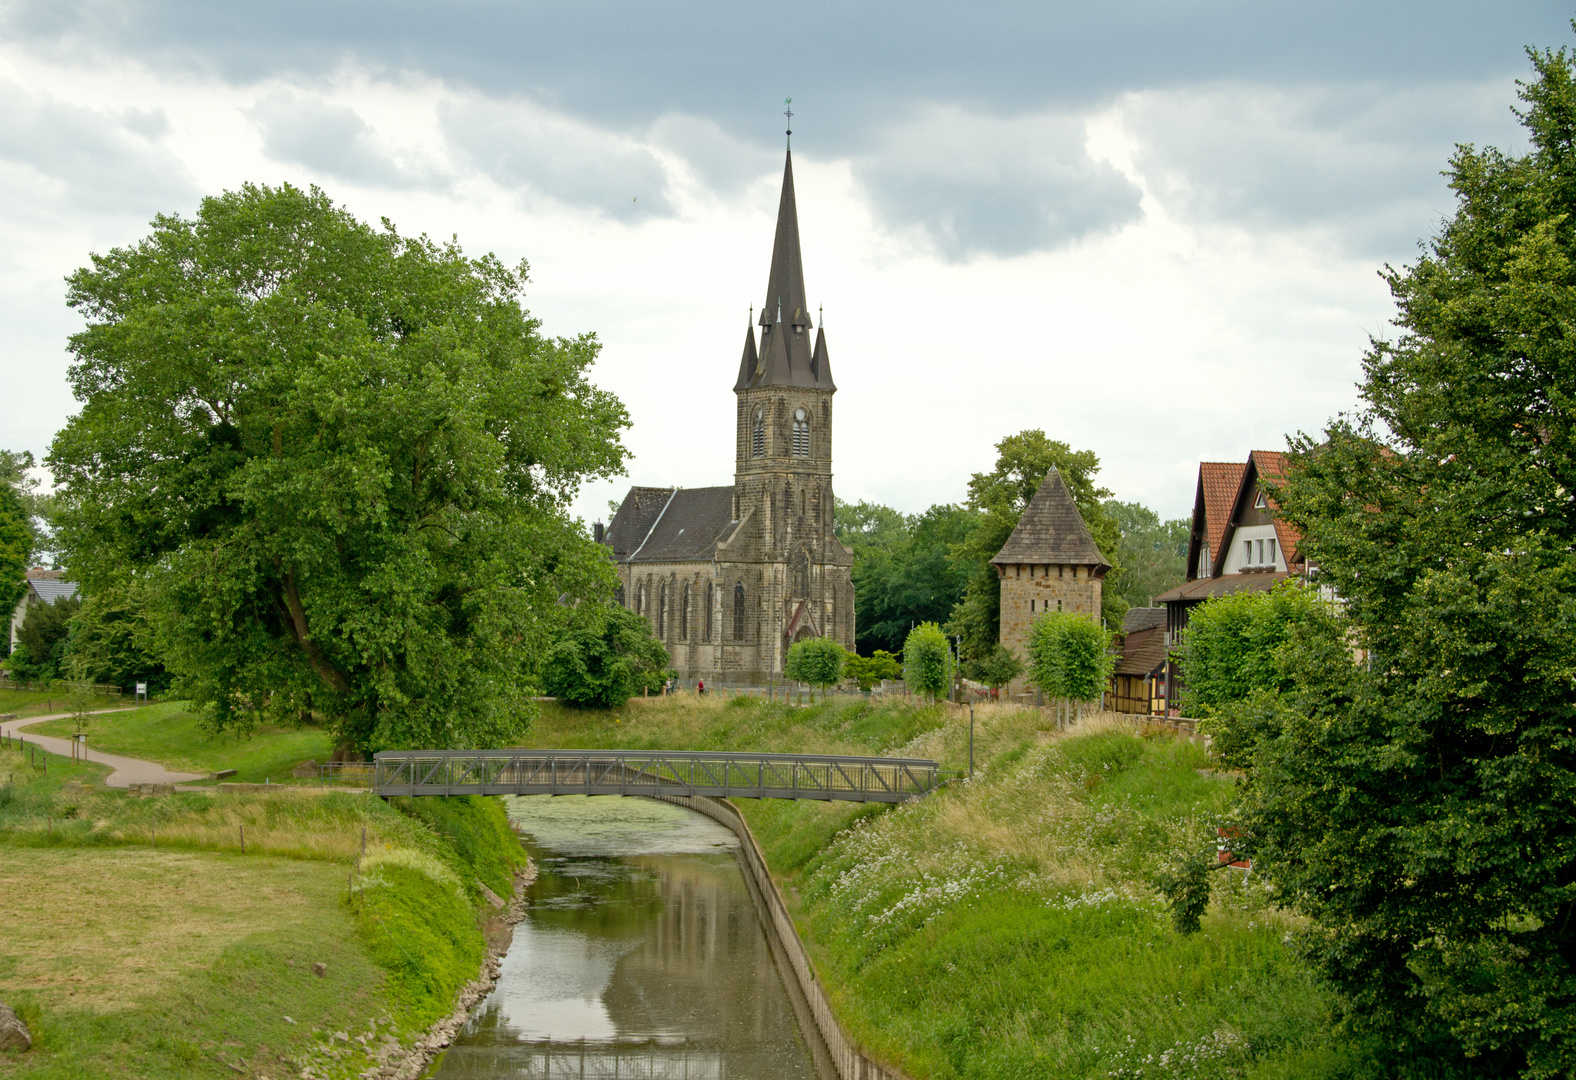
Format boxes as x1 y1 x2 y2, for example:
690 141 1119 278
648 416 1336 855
372 749 941 803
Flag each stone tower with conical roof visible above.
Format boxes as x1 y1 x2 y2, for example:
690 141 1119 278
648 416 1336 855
602 147 854 683
992 469 1110 689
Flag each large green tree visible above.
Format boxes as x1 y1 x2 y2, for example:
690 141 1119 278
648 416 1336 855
541 602 669 709
1104 499 1188 610
49 183 629 752
0 481 28 642
948 430 1122 658
1245 44 1576 1078
839 500 975 654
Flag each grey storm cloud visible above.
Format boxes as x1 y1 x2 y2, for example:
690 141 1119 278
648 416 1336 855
1121 80 1528 258
1 0 1567 255
854 108 1141 260
248 92 439 189
0 81 195 214
442 100 672 221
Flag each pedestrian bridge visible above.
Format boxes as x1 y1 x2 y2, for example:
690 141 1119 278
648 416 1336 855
372 749 942 803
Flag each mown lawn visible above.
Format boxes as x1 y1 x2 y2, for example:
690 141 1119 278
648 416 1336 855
28 702 333 783
0 687 133 720
535 694 1366 1080
0 736 526 1079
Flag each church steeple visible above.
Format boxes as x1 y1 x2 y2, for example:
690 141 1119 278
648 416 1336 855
733 318 760 391
740 149 828 391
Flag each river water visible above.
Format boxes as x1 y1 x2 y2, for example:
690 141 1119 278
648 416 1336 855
425 795 828 1080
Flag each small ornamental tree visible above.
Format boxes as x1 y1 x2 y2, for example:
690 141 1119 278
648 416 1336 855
903 622 952 702
845 649 902 690
1026 610 1114 710
785 636 846 700
962 643 1023 695
542 603 669 709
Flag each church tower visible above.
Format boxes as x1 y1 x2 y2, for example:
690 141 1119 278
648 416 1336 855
602 143 854 684
726 148 851 671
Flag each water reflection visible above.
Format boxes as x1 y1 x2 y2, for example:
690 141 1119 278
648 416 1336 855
425 796 823 1080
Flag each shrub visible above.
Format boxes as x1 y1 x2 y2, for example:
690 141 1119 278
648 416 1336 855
844 649 902 690
962 643 1023 692
902 623 952 702
542 603 669 709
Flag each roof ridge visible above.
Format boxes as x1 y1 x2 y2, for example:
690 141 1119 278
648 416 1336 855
629 487 679 561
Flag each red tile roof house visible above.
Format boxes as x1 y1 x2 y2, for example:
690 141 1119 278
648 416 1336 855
1153 451 1307 714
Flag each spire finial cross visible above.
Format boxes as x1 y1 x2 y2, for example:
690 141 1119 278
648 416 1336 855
784 97 793 149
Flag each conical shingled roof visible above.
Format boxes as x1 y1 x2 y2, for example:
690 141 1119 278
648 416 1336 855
991 469 1111 568
739 150 828 391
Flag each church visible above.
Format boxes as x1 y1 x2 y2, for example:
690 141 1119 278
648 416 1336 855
598 147 856 683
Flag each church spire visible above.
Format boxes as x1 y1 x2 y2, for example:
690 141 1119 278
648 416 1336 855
741 148 826 390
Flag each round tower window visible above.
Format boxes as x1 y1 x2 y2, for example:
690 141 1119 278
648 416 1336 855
795 407 806 420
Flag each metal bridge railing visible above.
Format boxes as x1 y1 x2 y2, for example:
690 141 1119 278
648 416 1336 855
372 749 941 804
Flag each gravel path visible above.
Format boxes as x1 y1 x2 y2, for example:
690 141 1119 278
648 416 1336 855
2 710 206 788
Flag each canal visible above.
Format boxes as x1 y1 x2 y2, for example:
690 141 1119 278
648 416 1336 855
426 794 831 1079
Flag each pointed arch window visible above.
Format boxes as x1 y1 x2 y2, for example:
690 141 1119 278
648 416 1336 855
752 409 765 458
615 584 625 607
792 407 810 457
658 583 667 639
637 582 646 617
680 582 690 640
733 583 746 641
704 581 713 641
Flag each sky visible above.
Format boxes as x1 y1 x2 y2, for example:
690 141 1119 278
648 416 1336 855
0 1 1569 529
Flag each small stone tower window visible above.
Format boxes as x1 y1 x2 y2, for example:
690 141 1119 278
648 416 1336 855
792 407 810 457
752 409 765 458
733 583 746 640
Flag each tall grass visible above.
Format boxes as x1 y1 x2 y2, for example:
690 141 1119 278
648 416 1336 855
538 695 1367 1079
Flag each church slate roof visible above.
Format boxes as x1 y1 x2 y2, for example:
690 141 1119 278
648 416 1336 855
991 469 1111 569
604 486 678 559
607 486 738 563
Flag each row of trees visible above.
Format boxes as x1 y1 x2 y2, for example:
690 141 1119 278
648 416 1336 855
838 431 1187 663
1161 44 1576 1078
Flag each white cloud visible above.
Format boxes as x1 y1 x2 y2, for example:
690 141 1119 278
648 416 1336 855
248 90 445 190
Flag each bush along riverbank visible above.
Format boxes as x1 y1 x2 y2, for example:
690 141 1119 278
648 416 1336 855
528 694 1366 1080
0 735 528 1080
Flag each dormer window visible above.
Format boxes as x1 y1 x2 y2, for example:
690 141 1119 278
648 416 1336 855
791 407 810 457
752 409 765 458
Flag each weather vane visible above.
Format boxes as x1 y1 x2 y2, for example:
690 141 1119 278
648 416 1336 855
784 97 793 149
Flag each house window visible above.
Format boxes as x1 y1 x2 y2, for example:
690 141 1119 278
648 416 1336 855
658 583 667 638
733 583 746 640
680 582 690 640
1267 538 1277 566
1255 490 1267 509
1256 539 1264 565
792 407 810 457
752 409 765 458
1244 540 1253 566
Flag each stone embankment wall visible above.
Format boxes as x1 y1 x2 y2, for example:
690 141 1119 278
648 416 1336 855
652 792 915 1080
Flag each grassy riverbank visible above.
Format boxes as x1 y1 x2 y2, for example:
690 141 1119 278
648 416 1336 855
28 701 335 783
528 694 1364 1080
0 736 526 1079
